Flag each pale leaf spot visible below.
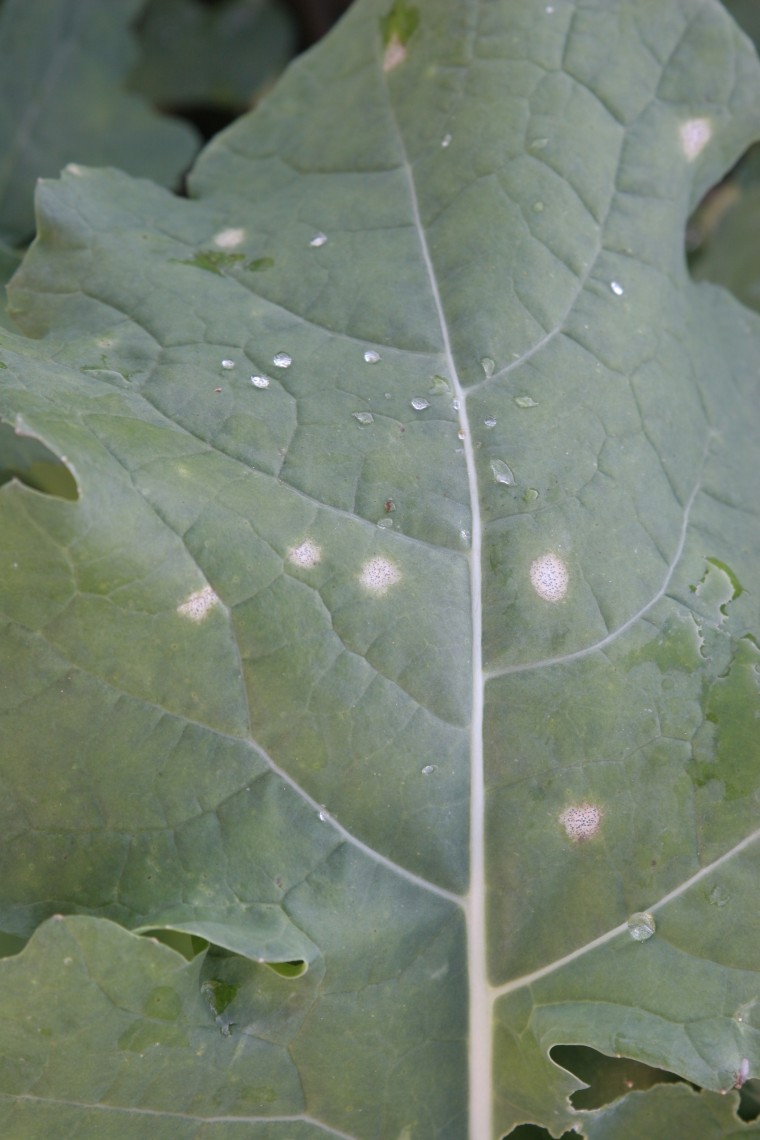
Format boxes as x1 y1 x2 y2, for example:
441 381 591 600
288 540 321 568
530 552 568 601
213 228 246 249
65 163 84 176
177 585 220 621
560 803 602 841
360 556 401 594
383 36 407 71
680 118 711 160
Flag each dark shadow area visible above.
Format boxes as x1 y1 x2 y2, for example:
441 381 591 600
502 1126 576 1139
0 420 79 500
552 1044 688 1110
687 143 760 315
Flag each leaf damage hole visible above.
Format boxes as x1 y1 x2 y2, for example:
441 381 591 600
0 419 79 500
551 1044 691 1110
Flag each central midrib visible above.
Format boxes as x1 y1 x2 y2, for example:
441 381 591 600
390 146 491 1138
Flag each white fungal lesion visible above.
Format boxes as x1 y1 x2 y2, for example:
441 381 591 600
288 540 321 569
530 552 569 602
383 38 407 71
177 585 220 621
213 227 246 249
680 117 712 160
360 556 401 594
559 803 602 841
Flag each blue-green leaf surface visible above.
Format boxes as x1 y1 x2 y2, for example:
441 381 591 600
0 0 199 244
1 1 759 1136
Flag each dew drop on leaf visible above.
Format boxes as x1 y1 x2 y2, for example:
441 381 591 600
627 912 656 941
479 356 495 378
309 232 327 247
273 352 292 368
610 280 624 296
490 459 515 485
411 397 430 410
250 375 271 389
363 349 381 363
352 411 374 425
421 764 437 775
484 417 497 428
221 359 235 370
514 396 538 408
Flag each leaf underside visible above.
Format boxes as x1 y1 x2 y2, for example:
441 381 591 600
1 1 759 1137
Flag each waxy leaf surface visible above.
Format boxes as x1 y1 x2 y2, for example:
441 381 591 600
1 1 759 1136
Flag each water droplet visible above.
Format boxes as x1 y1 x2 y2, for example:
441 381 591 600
610 281 624 296
363 349 381 364
524 488 539 502
309 232 327 247
708 884 730 908
411 397 430 411
514 395 538 408
460 528 471 544
352 411 374 425
480 356 495 378
318 807 329 822
627 912 655 941
490 459 515 485
377 517 394 529
451 398 460 411
250 375 271 389
529 137 549 151
221 359 235 370
545 4 555 11
428 375 450 396
421 764 437 775
441 133 452 148
484 416 497 428
457 428 465 440
273 352 292 368
533 201 545 212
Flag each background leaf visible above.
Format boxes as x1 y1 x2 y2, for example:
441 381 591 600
129 0 297 114
1 0 760 1136
0 0 199 245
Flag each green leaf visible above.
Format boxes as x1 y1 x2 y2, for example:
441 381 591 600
1 0 760 1136
130 0 297 113
0 0 199 244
